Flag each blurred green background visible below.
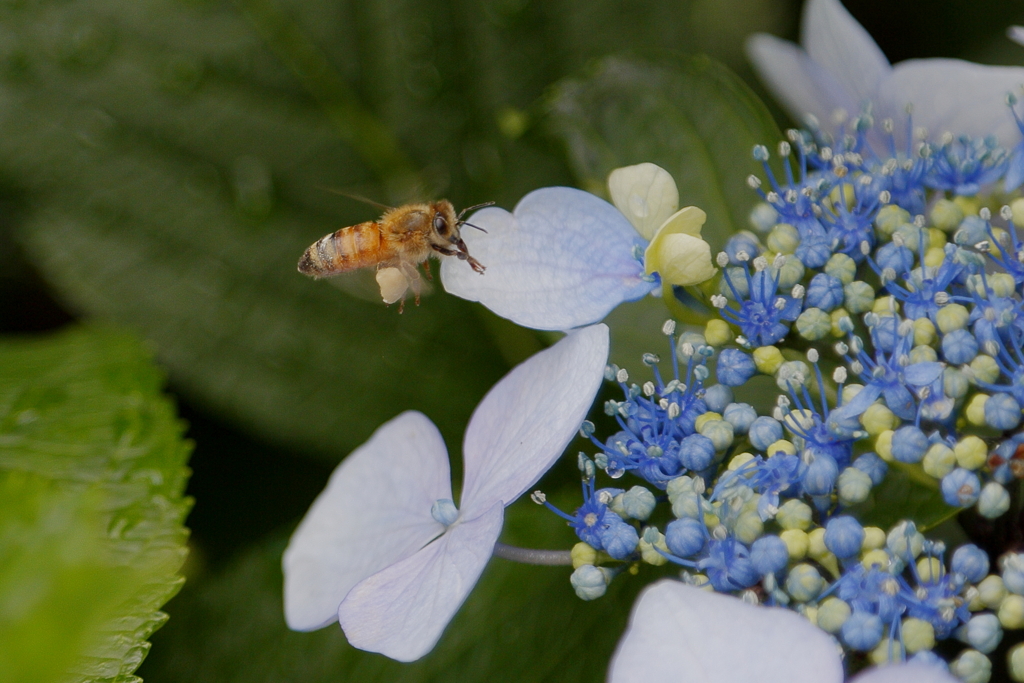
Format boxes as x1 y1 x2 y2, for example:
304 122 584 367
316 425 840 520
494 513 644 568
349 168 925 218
1 0 1022 681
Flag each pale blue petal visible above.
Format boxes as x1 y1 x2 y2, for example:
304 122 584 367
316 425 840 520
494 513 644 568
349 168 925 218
746 33 857 127
608 580 843 683
904 361 944 386
801 0 891 108
440 187 654 331
283 411 450 631
831 383 883 421
1009 26 1024 47
337 502 503 662
852 663 959 683
460 324 609 515
880 59 1024 146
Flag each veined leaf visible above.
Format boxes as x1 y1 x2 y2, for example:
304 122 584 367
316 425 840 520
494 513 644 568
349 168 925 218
0 326 192 683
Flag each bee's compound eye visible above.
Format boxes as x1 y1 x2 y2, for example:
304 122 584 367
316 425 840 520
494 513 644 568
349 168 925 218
433 214 448 234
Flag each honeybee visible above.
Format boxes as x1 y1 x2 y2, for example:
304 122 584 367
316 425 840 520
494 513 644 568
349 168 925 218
298 200 490 310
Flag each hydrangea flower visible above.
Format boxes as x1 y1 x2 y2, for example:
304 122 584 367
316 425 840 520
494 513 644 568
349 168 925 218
441 163 716 330
282 324 609 661
608 580 959 683
746 0 1024 149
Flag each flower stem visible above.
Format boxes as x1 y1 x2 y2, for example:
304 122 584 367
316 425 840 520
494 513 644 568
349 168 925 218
492 542 573 565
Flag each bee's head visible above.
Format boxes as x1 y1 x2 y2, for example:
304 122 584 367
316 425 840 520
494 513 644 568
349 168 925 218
429 201 461 246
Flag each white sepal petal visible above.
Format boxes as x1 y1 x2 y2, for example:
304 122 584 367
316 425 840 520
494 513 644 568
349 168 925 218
440 188 655 331
851 663 960 683
880 59 1024 146
283 411 450 631
337 502 504 662
607 162 679 240
607 580 843 683
746 32 858 128
801 0 891 106
461 324 609 515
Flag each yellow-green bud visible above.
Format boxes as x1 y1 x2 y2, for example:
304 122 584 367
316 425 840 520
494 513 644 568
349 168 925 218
916 556 944 582
844 281 875 313
923 442 957 479
817 597 851 633
824 253 857 284
862 549 891 570
923 246 945 268
971 355 1001 384
861 404 897 435
928 227 946 249
571 542 598 568
796 307 831 340
913 317 937 346
705 319 732 346
830 308 853 337
727 452 756 471
987 273 1017 298
638 531 670 566
785 563 824 602
781 529 809 559
966 395 988 426
876 430 894 461
1012 197 1024 228
902 617 936 654
952 649 992 683
936 303 970 333
955 435 988 470
1010 642 1024 683
777 499 813 530
767 223 800 254
910 344 938 364
999 594 1024 630
876 204 911 238
953 195 980 216
979 575 1007 609
734 511 763 545
753 346 784 375
694 412 722 432
873 296 898 314
862 526 886 551
767 439 796 457
931 198 964 232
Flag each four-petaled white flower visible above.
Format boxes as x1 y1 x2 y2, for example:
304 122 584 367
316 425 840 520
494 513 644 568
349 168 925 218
283 324 609 662
608 580 960 683
440 163 716 331
747 0 1024 149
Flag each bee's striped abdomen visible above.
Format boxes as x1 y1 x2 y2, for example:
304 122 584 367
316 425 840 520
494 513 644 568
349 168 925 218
297 222 386 278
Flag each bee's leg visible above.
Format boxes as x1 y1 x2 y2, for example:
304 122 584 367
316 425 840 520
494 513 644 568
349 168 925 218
397 299 405 314
399 261 423 307
421 259 433 281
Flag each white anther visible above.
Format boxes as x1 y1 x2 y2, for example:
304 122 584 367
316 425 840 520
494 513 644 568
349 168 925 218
643 381 655 397
860 241 871 255
892 233 905 247
835 342 849 355
820 147 833 161
662 319 677 336
979 207 991 221
766 191 780 204
833 367 848 383
747 175 762 189
807 349 819 363
851 360 864 374
1001 205 1014 221
879 190 891 204
597 490 614 505
882 267 897 283
940 132 954 146
785 189 798 203
616 368 629 383
934 291 949 305
717 252 730 267
914 215 926 228
753 255 768 272
858 174 873 186
681 343 694 357
668 403 681 419
778 141 791 157
882 118 894 133
659 398 669 410
791 284 805 299
710 295 728 309
531 491 547 504
773 253 787 268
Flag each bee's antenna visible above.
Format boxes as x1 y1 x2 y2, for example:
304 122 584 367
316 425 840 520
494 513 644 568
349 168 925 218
457 201 495 220
461 221 488 233
315 187 394 211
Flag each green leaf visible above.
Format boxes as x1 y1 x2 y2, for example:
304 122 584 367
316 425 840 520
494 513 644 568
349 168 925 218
0 0 511 460
545 54 782 362
141 500 650 683
0 326 192 683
